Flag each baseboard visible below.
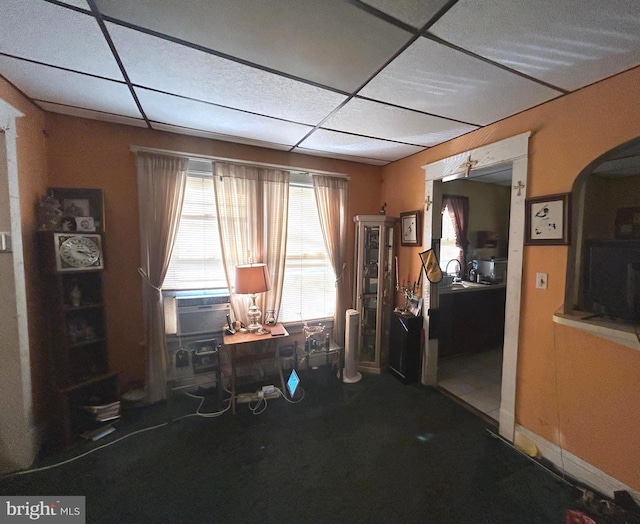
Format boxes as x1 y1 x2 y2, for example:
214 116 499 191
515 425 639 504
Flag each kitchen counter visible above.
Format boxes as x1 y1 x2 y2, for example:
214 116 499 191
439 281 506 294
437 283 506 357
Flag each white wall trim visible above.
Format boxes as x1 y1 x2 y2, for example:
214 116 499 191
516 425 640 504
0 98 37 473
422 131 531 443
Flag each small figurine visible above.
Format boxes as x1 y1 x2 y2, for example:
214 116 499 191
379 202 387 215
36 195 63 230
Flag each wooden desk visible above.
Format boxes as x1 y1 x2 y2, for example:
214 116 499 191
223 323 289 414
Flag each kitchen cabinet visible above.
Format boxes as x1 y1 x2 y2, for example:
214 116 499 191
438 284 506 357
353 215 397 373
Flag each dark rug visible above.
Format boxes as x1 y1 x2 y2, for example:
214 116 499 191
1 370 579 523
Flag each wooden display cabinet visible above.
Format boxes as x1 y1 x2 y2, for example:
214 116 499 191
37 230 118 447
352 215 398 373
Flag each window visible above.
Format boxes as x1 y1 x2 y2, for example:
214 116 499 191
163 172 226 290
163 169 335 323
279 176 336 322
440 205 461 274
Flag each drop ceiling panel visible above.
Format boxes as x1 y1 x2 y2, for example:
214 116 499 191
430 0 640 90
360 37 562 125
107 23 347 125
38 101 147 128
94 0 412 92
0 56 141 118
137 88 312 147
0 0 123 80
323 98 478 146
299 128 425 162
360 0 451 29
294 147 388 166
55 0 90 9
152 123 293 152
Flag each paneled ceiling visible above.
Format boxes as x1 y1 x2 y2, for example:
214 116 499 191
1 0 639 165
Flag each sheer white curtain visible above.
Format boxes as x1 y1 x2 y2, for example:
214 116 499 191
213 163 289 325
136 152 188 404
312 174 349 344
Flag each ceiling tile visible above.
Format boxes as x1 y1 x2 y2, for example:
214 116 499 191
293 146 389 166
323 98 478 147
0 0 123 80
37 101 147 128
299 128 425 162
136 88 312 147
360 0 451 29
107 23 347 125
430 0 640 90
0 56 141 118
94 0 412 92
54 0 91 9
152 123 293 152
360 37 561 125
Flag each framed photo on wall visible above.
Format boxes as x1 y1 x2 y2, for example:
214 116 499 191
525 193 571 245
48 187 104 232
400 210 422 247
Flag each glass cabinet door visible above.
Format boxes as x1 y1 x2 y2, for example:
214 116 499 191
353 215 398 373
359 224 379 364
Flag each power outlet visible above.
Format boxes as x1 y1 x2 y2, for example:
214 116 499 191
536 272 548 289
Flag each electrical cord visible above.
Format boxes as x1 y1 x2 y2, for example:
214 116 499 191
1 388 232 480
276 386 305 403
0 422 169 481
176 390 231 419
1 382 304 479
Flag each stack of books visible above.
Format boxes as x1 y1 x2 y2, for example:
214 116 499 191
79 400 121 441
80 400 121 423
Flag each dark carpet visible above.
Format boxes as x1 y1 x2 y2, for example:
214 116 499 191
1 370 580 523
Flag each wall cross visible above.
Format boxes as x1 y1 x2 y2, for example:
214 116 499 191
459 155 478 177
424 195 433 211
512 180 525 196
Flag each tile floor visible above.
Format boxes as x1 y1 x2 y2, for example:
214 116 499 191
437 347 503 421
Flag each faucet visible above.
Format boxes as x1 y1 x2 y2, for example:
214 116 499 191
445 259 462 280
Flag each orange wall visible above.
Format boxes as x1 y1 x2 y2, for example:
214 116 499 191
43 114 382 383
382 65 640 490
0 78 50 422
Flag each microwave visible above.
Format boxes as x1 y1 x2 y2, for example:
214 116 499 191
474 259 508 283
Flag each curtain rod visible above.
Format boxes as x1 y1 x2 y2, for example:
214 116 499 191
129 145 350 179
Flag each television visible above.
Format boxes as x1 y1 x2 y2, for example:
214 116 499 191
583 239 640 323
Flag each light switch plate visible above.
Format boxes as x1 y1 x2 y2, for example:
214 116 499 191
536 272 548 289
0 232 11 253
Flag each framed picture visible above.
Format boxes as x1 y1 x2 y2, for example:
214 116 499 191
48 187 104 232
400 210 422 247
525 193 571 245
407 294 423 316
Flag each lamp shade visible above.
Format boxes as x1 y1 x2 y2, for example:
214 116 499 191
235 264 271 294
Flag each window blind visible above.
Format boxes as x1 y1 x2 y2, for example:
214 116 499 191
163 173 226 290
278 181 336 322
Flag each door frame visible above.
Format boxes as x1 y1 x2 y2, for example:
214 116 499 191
420 132 530 442
0 98 37 472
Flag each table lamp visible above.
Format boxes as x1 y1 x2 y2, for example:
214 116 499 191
235 263 272 334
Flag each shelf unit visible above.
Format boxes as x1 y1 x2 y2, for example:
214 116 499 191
389 312 422 384
353 215 398 373
37 231 118 446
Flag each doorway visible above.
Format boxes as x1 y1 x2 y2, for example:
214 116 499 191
436 164 512 421
421 132 530 442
